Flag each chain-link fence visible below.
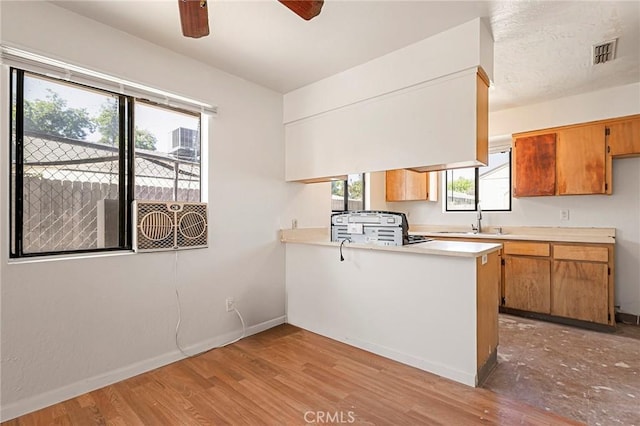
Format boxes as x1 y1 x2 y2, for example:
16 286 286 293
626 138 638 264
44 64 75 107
15 131 200 254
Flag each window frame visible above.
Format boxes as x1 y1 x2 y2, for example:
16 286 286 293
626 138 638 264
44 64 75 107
331 173 366 212
133 99 203 203
9 68 203 258
444 149 512 213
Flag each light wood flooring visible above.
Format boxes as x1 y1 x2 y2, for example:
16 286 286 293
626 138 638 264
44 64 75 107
3 324 580 425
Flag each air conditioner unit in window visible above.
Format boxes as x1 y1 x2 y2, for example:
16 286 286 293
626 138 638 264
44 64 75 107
133 201 208 252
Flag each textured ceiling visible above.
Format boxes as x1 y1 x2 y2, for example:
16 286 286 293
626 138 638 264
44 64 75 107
52 1 640 111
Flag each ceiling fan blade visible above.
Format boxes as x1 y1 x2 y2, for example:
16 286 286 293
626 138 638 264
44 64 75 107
178 0 210 38
278 0 324 21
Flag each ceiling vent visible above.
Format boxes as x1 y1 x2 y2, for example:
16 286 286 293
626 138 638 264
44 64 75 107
593 39 617 65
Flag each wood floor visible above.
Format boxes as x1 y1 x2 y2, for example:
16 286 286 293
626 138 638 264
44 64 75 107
3 324 581 425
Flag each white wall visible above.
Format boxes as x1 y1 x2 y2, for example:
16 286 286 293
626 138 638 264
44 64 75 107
391 84 640 316
286 243 481 386
0 1 298 420
283 18 493 182
283 18 493 123
285 69 481 181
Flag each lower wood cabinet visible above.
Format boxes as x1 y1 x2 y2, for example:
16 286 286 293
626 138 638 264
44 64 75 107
504 241 613 327
504 256 551 314
433 236 615 327
551 260 609 323
550 244 611 324
503 241 551 314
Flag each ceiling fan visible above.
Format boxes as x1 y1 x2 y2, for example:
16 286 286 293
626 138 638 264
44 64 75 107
178 0 324 38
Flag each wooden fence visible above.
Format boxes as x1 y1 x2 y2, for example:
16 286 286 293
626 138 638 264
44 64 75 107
21 176 199 253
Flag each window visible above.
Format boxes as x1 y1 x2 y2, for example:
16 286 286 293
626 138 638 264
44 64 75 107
134 102 201 202
331 174 365 212
445 150 512 212
10 69 202 257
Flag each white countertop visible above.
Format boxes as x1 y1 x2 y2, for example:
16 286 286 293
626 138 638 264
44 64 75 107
410 225 615 244
281 229 502 258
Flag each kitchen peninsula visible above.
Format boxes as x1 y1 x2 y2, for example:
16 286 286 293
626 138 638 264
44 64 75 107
282 229 502 387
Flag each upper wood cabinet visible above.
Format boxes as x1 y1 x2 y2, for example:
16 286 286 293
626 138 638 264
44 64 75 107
513 123 608 197
513 133 556 197
556 124 606 195
512 114 640 197
607 115 640 157
386 169 437 202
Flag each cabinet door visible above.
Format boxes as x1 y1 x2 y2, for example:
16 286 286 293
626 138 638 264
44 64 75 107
513 134 556 197
404 170 428 200
607 116 640 157
386 170 406 201
385 169 430 201
552 261 608 324
556 125 606 195
504 256 551 313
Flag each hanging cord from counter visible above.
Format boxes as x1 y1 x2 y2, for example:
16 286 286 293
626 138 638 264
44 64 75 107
340 238 351 261
174 251 246 358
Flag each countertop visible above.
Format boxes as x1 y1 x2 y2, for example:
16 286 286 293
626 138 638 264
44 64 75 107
409 225 615 244
281 228 502 258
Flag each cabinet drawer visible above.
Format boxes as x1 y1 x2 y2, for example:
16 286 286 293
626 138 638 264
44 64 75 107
553 245 608 262
503 242 550 257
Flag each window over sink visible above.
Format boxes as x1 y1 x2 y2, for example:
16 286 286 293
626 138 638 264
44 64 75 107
445 150 512 212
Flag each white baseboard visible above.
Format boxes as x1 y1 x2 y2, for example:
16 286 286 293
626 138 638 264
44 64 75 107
0 315 285 422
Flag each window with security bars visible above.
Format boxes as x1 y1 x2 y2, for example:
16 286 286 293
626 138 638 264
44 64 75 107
9 69 202 257
134 101 201 202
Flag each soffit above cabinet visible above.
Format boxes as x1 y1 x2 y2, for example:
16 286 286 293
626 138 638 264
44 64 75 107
284 19 492 183
283 18 493 125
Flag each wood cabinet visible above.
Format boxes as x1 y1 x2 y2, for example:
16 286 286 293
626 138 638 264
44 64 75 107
513 124 607 197
504 257 551 314
607 116 640 157
513 134 556 197
552 261 608 323
434 235 614 328
503 242 551 313
551 244 611 324
386 169 437 202
556 124 607 195
512 114 640 197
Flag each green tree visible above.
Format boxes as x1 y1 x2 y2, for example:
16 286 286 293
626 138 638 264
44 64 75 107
331 180 344 197
349 180 363 200
94 101 118 145
23 90 95 139
134 128 158 151
95 100 157 150
447 177 475 194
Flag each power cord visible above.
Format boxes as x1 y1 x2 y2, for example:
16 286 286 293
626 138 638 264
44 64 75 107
174 251 247 358
339 238 351 262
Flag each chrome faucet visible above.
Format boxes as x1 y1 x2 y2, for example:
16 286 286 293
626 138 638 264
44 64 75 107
471 203 482 234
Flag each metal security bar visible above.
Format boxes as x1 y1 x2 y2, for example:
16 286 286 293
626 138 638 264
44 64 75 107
17 131 200 253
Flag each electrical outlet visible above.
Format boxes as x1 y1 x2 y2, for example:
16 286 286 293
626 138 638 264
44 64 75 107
225 297 235 312
560 209 570 221
292 219 298 229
